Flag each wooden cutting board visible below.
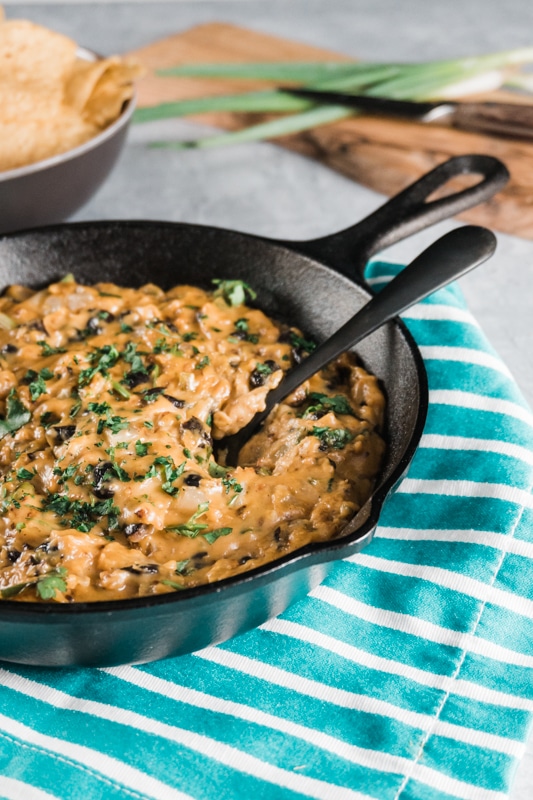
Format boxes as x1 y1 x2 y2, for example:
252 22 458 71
130 23 533 239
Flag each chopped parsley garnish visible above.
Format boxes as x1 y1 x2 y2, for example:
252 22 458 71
153 337 182 356
120 322 134 333
110 462 131 483
195 355 210 370
88 401 112 415
24 367 54 401
146 456 185 495
42 494 120 532
182 332 197 343
96 412 129 435
0 390 31 440
212 279 257 307
37 340 67 356
249 360 278 388
78 344 120 387
16 468 34 481
35 567 68 600
122 342 148 373
203 527 233 544
254 362 275 376
228 318 260 344
302 393 355 418
53 464 78 484
289 331 316 353
310 426 354 450
168 501 209 536
135 440 151 457
222 476 243 495
142 387 164 404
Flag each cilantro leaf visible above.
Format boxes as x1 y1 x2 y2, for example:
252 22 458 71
310 426 354 450
35 567 67 600
212 279 257 307
0 390 31 440
167 501 210 536
37 340 67 356
135 440 151 457
16 467 34 482
302 393 355 418
203 527 233 544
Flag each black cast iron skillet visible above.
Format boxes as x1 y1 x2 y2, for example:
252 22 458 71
0 153 509 667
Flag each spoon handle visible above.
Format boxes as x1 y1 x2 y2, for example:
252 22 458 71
269 225 495 406
222 225 496 463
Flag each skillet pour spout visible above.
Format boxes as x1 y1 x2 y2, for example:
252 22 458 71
0 154 508 667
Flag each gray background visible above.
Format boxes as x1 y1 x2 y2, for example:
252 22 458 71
4 1 533 795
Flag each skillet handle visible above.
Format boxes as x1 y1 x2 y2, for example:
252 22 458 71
282 154 509 285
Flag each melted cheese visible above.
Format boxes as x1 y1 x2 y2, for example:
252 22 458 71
0 277 385 602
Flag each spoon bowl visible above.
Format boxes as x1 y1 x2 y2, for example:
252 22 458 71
218 225 497 465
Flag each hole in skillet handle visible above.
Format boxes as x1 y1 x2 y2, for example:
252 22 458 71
274 154 509 289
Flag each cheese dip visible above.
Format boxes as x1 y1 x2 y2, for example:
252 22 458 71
0 277 385 602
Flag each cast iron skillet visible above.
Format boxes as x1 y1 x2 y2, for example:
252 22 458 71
0 154 509 667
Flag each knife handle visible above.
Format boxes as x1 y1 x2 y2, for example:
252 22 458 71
453 102 533 140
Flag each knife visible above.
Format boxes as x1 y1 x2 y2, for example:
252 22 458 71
280 87 533 140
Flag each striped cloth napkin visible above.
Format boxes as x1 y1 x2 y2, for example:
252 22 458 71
1 259 533 800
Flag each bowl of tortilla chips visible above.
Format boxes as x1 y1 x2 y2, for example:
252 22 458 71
0 14 142 234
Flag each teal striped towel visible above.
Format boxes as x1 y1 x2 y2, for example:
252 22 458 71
1 260 532 800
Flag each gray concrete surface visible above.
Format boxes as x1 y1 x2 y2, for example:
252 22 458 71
4 1 533 795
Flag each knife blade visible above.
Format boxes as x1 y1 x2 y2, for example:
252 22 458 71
280 87 533 140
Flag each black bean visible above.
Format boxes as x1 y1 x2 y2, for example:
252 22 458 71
122 564 159 574
93 486 115 500
249 370 266 388
184 473 201 487
27 320 46 333
162 394 185 409
93 461 114 485
124 370 150 388
229 329 247 340
124 523 144 537
182 416 203 433
53 425 76 442
142 387 164 400
86 317 103 335
239 555 252 565
1 343 18 354
6 549 21 563
92 461 115 498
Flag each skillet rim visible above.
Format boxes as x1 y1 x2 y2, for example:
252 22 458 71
0 218 428 617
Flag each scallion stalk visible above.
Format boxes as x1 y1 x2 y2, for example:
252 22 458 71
139 48 533 149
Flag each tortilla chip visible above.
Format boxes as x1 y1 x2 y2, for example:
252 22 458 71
0 15 143 172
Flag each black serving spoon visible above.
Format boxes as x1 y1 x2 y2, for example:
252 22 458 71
219 225 496 465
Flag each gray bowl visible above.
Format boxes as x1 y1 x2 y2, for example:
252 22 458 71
0 48 135 235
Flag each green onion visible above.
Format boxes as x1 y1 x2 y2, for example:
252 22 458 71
152 105 351 150
137 48 533 150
